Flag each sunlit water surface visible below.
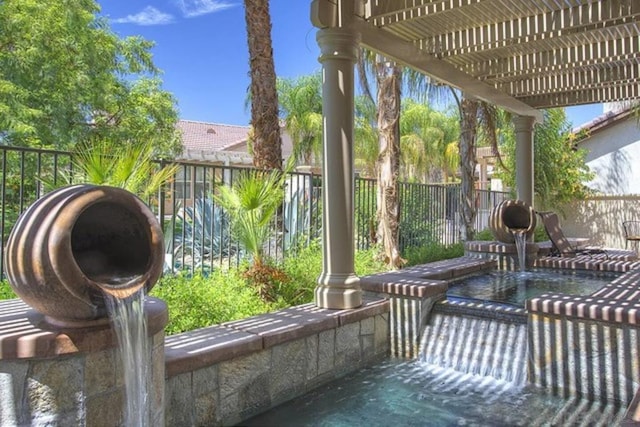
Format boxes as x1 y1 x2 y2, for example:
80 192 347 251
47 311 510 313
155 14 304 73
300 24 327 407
446 269 618 306
243 359 625 427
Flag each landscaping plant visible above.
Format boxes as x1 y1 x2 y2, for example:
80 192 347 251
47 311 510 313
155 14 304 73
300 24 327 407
214 167 289 301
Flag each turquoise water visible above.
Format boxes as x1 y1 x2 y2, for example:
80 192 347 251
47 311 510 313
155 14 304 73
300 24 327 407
446 269 617 307
242 359 625 426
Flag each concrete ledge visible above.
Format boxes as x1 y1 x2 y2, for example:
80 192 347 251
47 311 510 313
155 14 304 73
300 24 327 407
0 297 168 359
165 297 389 378
466 240 538 255
165 327 263 378
360 258 495 298
402 257 497 280
534 255 640 272
527 293 640 326
360 274 447 298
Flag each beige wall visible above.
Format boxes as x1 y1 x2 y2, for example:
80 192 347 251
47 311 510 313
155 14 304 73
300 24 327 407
557 195 640 248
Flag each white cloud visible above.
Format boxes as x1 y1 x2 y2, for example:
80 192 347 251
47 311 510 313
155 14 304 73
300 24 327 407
174 0 237 18
112 6 175 26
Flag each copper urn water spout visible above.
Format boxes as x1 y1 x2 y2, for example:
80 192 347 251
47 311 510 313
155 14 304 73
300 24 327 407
4 185 164 323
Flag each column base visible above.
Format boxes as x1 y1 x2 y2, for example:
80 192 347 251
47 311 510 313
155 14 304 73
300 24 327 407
314 274 362 309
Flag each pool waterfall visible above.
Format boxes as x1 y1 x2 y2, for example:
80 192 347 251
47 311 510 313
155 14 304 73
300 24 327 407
420 308 528 385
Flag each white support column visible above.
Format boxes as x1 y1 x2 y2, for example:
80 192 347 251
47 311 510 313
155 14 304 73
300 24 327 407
313 27 362 309
513 115 536 207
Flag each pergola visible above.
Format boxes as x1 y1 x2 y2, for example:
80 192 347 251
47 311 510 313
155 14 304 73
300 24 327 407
310 0 640 309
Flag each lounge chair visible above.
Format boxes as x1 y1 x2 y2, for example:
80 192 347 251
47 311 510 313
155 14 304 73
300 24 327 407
537 211 608 258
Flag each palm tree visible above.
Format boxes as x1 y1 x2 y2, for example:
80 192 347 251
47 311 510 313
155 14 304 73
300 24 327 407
243 0 281 170
214 168 287 300
358 50 446 269
62 138 178 199
276 73 323 166
399 100 459 182
450 92 499 241
374 57 404 268
354 95 379 178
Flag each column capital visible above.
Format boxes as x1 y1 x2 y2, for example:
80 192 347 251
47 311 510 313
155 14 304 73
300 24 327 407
512 115 536 133
316 28 360 64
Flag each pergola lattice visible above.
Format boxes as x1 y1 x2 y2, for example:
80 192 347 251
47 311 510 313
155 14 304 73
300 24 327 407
310 0 640 309
359 0 639 120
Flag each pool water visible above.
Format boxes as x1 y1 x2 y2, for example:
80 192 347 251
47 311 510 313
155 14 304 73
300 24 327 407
242 359 625 426
446 269 618 307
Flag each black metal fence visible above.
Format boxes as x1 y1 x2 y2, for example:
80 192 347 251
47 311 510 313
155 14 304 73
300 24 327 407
0 145 509 278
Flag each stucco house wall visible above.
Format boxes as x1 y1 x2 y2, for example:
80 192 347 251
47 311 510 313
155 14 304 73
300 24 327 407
576 106 640 195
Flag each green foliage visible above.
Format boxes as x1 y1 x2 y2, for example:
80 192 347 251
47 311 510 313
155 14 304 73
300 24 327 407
0 0 180 156
150 270 276 335
472 225 548 243
281 241 389 306
474 228 495 241
214 169 285 266
277 73 323 165
400 100 459 182
58 138 178 198
496 109 594 209
403 242 464 267
167 198 232 273
0 281 17 300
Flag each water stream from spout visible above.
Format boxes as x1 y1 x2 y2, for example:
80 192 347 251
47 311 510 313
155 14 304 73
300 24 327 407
511 228 528 272
104 289 150 427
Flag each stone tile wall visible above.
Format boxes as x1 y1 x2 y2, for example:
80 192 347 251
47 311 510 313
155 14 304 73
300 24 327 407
0 299 167 426
164 299 389 426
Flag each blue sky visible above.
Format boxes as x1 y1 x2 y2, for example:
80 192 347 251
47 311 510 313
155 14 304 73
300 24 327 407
97 0 603 128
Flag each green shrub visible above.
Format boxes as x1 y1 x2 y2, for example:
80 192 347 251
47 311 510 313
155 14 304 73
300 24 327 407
282 241 390 305
150 270 276 335
403 242 464 267
0 281 17 300
473 226 548 242
474 228 495 241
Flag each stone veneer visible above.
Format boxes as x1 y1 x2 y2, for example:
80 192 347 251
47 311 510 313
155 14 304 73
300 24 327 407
0 297 168 426
163 298 389 426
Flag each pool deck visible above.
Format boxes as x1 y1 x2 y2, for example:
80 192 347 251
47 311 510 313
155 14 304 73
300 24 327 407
362 253 640 425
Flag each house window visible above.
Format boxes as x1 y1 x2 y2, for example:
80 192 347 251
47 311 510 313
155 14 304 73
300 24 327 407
174 166 210 200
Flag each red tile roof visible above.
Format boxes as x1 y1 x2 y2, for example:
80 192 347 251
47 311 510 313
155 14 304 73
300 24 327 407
177 120 250 154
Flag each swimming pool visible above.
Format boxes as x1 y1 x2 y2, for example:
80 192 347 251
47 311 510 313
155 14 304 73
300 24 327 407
446 268 618 307
242 358 625 426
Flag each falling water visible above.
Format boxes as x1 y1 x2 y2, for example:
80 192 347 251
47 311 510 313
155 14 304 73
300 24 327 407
104 289 150 427
419 310 528 385
512 228 528 272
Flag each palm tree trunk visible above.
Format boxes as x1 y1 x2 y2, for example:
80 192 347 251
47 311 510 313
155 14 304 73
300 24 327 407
244 0 281 170
376 60 404 269
459 98 478 241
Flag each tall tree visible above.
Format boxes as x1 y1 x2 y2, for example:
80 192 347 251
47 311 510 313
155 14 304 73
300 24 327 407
0 0 180 156
244 0 281 170
497 108 594 209
357 50 445 268
276 73 322 166
399 100 459 183
354 95 379 178
448 90 500 241
375 59 404 268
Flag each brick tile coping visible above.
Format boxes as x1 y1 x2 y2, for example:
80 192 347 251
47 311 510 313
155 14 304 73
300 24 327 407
164 297 389 378
359 257 497 298
534 253 640 272
0 297 168 359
